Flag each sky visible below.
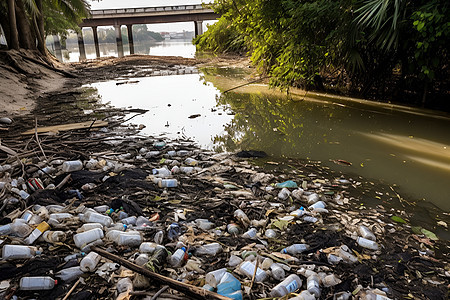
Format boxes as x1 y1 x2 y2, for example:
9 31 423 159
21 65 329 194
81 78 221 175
88 0 215 32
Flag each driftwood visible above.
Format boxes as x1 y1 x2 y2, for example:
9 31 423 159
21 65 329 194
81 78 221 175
21 120 108 135
91 246 231 300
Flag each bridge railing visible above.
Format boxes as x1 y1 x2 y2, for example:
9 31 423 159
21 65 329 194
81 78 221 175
91 4 206 16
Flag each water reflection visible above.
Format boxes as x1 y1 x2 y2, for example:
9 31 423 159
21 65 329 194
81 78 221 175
210 86 450 211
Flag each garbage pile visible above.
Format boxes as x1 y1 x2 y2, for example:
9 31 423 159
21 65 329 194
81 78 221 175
0 126 448 300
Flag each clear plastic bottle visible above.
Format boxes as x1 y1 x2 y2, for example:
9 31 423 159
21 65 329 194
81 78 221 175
62 160 83 172
158 179 178 188
290 290 316 300
357 237 379 250
291 188 304 200
242 228 257 239
239 261 267 282
20 276 56 290
233 209 250 226
195 243 223 256
93 205 109 213
121 216 137 226
303 216 318 223
282 244 309 255
228 255 243 267
308 201 326 210
227 223 240 235
139 242 158 253
80 251 101 272
265 229 277 238
270 274 302 297
134 253 149 266
73 228 104 249
2 245 41 260
56 266 84 282
358 225 376 241
307 193 319 204
117 277 133 293
270 263 286 281
307 274 321 298
152 167 171 177
49 213 73 222
184 157 198 166
170 247 187 267
78 223 103 233
136 216 152 227
278 188 291 200
11 219 33 238
117 232 142 247
0 223 12 235
205 268 227 288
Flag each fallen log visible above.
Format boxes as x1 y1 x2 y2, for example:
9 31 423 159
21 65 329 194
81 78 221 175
91 246 231 300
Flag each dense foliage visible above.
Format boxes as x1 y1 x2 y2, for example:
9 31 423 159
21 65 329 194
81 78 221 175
195 0 449 106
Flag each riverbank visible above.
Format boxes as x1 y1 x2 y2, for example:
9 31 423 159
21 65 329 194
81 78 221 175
0 52 449 299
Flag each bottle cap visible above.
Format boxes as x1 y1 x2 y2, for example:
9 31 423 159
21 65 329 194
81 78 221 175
36 250 42 255
54 279 58 285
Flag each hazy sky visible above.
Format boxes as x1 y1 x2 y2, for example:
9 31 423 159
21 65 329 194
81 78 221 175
88 0 215 32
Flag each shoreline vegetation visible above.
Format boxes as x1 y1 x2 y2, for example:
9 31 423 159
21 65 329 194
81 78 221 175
194 0 449 112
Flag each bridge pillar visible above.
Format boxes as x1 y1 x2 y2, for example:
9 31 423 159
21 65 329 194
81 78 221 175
92 26 100 58
52 35 63 62
194 21 203 37
114 24 124 58
126 25 135 55
77 30 87 61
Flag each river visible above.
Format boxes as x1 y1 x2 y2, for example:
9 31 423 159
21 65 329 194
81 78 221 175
82 41 449 237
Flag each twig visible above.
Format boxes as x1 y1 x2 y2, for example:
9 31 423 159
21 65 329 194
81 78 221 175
34 117 47 161
62 278 81 300
223 77 268 94
56 174 71 190
91 246 231 300
249 254 260 291
151 285 170 300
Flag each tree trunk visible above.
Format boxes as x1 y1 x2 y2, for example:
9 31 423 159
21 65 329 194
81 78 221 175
0 12 11 47
7 0 19 50
15 0 36 50
35 0 46 55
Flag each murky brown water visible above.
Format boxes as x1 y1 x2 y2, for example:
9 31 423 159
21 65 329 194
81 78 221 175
87 66 450 217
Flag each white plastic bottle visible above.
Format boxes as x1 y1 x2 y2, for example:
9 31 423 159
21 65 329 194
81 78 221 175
73 228 104 249
78 223 103 233
357 237 379 250
270 263 286 281
270 274 302 297
2 245 41 260
83 212 112 227
239 261 267 282
117 232 142 247
170 247 187 267
195 243 223 256
282 244 309 255
242 228 257 239
62 160 83 172
80 251 101 272
20 276 56 290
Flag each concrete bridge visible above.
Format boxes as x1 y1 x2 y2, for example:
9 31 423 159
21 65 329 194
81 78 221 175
65 4 219 61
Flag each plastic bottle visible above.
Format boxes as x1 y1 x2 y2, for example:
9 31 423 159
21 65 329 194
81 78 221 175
205 268 227 288
56 266 84 282
291 188 304 200
117 277 133 293
73 228 104 249
0 223 12 235
152 167 171 177
11 219 32 238
82 212 112 227
24 221 50 244
62 160 83 172
358 225 376 241
303 216 318 223
195 243 223 256
227 223 240 235
121 216 137 226
154 230 164 244
2 245 41 260
139 242 158 253
136 216 152 227
158 179 178 188
290 207 306 218
78 223 103 233
64 252 85 262
170 247 187 267
93 205 109 213
233 209 250 226
307 274 321 298
217 272 243 300
357 237 379 250
80 251 101 272
134 254 149 266
20 276 56 290
49 213 73 222
117 232 142 247
242 228 257 239
290 290 316 300
278 188 291 200
228 255 243 267
308 201 326 210
322 274 342 287
270 274 302 297
239 261 267 282
265 229 277 238
184 157 198 166
195 219 215 230
307 193 319 204
282 244 309 255
270 263 286 281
